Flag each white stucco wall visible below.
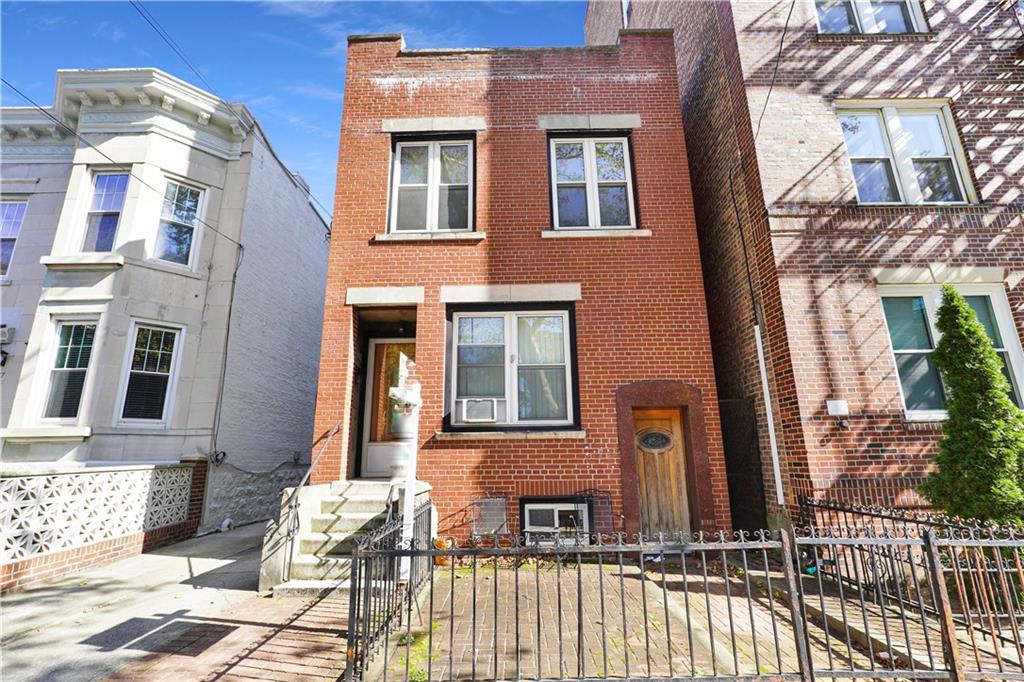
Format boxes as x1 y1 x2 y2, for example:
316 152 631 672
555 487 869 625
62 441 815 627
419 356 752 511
201 130 328 530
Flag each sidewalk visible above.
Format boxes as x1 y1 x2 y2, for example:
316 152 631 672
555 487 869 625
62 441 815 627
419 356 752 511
1 521 348 681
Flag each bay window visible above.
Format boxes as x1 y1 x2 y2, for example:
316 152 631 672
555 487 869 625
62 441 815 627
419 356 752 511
84 173 128 252
450 309 574 427
390 139 472 232
44 322 96 419
550 136 635 230
155 181 202 266
881 285 1023 419
839 105 972 205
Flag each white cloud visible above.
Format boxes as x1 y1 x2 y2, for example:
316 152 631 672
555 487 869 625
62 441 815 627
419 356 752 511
93 21 126 43
284 82 343 103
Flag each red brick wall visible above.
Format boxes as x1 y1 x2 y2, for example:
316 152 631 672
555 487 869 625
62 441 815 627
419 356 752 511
312 31 732 535
587 0 1024 513
1 460 208 593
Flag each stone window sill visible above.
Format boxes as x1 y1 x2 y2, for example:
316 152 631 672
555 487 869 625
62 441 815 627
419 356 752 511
541 229 651 239
0 426 92 443
433 429 587 441
374 232 485 243
41 254 125 270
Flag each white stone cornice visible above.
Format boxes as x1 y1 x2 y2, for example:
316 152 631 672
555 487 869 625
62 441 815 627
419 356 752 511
230 122 244 138
49 125 65 140
76 90 93 107
161 95 176 112
19 127 38 141
197 111 210 126
1 128 14 142
135 88 151 106
105 90 123 106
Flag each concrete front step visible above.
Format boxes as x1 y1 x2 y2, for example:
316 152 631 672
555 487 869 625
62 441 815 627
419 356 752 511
273 579 350 598
310 511 388 533
288 554 352 580
320 495 393 515
299 531 370 555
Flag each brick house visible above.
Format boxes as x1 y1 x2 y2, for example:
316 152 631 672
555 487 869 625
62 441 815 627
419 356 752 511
586 0 1024 527
310 31 732 540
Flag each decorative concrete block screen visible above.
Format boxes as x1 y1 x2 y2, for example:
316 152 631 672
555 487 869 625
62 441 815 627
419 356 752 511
0 465 192 562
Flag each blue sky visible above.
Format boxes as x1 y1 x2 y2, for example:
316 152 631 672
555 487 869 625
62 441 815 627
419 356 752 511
1 1 587 219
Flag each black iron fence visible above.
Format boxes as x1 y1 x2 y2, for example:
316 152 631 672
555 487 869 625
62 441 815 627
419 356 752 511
344 504 1024 681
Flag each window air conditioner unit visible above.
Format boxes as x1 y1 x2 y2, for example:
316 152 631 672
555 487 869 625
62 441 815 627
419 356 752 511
460 398 497 423
0 326 13 344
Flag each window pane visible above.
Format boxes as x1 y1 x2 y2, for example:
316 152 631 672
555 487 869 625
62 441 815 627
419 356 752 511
528 508 556 528
92 174 128 212
85 213 119 252
901 114 949 157
997 352 1022 407
518 316 565 364
851 160 900 202
155 221 194 265
0 239 14 277
870 0 912 33
45 370 87 418
440 145 469 184
438 186 468 230
0 201 26 238
595 142 625 181
457 366 505 398
459 317 504 345
964 296 1003 347
122 372 170 419
396 187 427 231
816 0 857 33
555 143 585 182
840 114 889 157
913 159 963 202
161 183 200 227
557 509 583 529
895 353 945 411
598 185 629 226
458 346 504 365
518 367 568 420
882 297 933 349
399 146 428 184
557 186 589 227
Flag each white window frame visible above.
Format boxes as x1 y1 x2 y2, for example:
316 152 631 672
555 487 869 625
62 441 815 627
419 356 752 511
152 177 206 270
814 0 927 34
522 500 590 546
449 310 574 428
82 170 130 253
838 103 974 206
389 139 474 233
114 319 185 428
0 197 27 279
549 136 637 230
39 317 99 424
879 283 1024 421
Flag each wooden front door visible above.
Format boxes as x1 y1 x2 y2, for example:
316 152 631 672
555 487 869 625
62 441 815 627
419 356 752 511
633 407 690 536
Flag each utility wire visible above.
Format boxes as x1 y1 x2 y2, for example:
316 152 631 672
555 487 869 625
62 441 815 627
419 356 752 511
753 0 797 142
127 0 335 230
1 77 244 252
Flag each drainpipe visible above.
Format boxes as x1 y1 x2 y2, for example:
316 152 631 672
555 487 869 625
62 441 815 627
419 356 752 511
754 323 785 507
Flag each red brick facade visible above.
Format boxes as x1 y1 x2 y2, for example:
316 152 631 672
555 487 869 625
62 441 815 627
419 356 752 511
586 0 1024 520
312 31 732 536
0 460 207 593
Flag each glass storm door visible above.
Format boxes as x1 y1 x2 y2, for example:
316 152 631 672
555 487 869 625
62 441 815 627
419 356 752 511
360 339 416 477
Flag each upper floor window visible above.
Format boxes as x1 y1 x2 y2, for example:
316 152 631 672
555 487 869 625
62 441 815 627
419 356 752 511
839 105 972 205
881 285 1023 419
85 173 129 252
390 140 472 232
0 200 26 277
816 0 925 34
44 322 96 419
450 309 574 428
156 181 202 266
550 137 636 230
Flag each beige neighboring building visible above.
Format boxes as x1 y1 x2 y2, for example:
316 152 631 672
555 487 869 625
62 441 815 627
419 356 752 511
0 69 328 591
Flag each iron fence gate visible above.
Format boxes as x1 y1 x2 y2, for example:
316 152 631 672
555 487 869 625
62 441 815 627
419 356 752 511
345 516 1023 681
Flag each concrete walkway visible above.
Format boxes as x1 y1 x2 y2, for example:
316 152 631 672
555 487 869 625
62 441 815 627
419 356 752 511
1 522 265 681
